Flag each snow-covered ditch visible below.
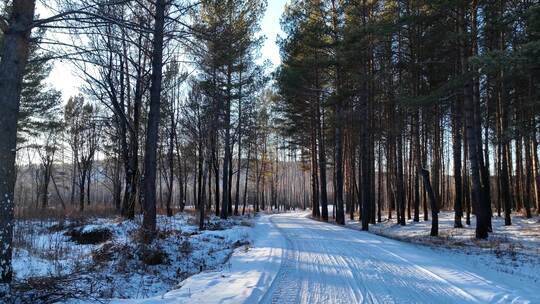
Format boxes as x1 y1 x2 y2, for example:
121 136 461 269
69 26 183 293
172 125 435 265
10 213 254 303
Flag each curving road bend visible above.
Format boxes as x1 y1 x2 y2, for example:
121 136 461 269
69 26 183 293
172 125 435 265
260 213 537 304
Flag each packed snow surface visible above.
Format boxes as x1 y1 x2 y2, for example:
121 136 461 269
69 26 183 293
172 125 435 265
138 212 539 304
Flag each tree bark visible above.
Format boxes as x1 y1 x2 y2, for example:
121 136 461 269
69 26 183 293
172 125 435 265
0 0 36 285
421 169 439 237
143 0 166 233
452 96 463 228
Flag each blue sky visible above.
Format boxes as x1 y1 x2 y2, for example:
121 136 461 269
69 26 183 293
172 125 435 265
260 0 288 66
48 1 289 100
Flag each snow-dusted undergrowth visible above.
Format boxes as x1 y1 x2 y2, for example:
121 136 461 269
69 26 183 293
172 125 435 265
10 212 253 303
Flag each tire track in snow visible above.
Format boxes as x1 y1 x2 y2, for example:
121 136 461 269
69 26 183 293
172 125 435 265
258 213 536 304
259 215 300 304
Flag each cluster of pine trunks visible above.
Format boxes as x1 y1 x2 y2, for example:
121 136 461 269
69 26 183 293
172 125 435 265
277 0 540 240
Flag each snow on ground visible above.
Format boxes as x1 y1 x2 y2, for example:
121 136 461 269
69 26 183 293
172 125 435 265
260 212 540 303
111 211 539 304
10 212 253 303
321 205 540 257
9 210 540 303
363 211 540 255
344 211 540 284
112 214 284 304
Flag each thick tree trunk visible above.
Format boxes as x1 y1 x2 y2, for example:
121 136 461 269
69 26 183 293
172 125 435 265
524 134 533 218
0 0 36 285
221 117 231 219
86 164 92 206
377 143 382 223
311 125 320 217
413 112 421 222
460 1 488 239
532 126 540 213
396 132 406 226
498 73 512 225
234 135 242 215
335 109 345 225
79 168 87 212
143 0 166 233
464 66 489 239
452 98 463 228
174 131 185 212
209 134 219 216
121 27 144 220
70 154 77 205
228 152 234 215
316 91 329 221
197 141 203 211
113 155 122 211
221 63 233 219
41 162 52 209
200 160 207 230
360 99 370 230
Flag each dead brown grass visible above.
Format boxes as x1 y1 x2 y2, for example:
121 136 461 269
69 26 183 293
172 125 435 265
15 205 118 221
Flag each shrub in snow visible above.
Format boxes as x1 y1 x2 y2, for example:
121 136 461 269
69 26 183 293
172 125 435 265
65 227 112 245
138 246 169 266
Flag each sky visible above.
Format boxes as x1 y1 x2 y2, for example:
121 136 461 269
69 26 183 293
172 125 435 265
260 0 288 66
46 1 289 101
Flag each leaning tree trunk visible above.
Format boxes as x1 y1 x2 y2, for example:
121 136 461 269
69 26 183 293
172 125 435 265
0 0 36 285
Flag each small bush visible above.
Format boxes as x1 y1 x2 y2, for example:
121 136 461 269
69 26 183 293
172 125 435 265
239 220 253 227
139 247 169 265
231 240 250 249
65 227 112 245
92 242 115 263
179 239 192 256
206 221 233 231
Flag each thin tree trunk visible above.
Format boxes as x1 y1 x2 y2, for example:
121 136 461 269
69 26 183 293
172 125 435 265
242 143 251 215
421 169 439 237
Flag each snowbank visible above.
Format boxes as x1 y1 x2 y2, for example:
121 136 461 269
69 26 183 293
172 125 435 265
11 213 253 302
347 211 540 284
113 214 284 304
363 211 540 255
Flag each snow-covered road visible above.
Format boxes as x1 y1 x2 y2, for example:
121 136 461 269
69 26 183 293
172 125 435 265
260 212 537 304
123 212 538 304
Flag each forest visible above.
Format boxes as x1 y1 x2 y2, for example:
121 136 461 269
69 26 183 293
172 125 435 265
1 0 540 303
